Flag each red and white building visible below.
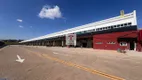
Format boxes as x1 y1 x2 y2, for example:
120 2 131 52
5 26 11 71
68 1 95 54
20 10 142 52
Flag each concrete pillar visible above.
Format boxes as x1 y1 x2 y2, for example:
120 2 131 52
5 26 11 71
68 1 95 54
53 41 55 46
34 41 36 46
62 40 64 47
36 41 38 46
34 42 36 46
47 41 49 46
42 42 44 46
44 41 46 46
134 42 136 51
46 41 48 46
38 42 40 46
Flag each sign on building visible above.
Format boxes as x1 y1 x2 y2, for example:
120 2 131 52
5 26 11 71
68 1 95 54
120 10 125 16
66 33 76 46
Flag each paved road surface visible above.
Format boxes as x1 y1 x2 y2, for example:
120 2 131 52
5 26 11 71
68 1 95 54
0 45 142 80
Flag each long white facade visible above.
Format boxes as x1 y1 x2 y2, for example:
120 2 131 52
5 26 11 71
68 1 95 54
20 10 137 43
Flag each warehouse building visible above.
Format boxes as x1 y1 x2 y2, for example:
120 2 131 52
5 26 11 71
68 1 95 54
20 10 142 52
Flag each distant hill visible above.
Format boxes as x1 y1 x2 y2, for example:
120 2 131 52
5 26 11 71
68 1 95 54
0 41 6 48
0 39 23 45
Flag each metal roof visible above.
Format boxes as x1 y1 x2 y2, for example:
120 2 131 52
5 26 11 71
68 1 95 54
20 10 137 43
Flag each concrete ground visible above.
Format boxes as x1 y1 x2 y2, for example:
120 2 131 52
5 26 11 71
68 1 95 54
0 45 142 80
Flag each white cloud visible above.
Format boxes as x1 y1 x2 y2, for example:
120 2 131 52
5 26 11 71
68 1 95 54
17 19 23 22
38 5 62 19
19 25 23 28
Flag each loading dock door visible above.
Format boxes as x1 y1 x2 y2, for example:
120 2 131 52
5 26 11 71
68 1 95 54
130 42 135 50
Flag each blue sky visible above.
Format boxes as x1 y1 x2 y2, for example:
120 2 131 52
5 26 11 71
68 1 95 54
0 0 142 40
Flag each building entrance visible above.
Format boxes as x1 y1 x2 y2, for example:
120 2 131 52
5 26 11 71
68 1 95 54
130 42 135 50
77 37 93 48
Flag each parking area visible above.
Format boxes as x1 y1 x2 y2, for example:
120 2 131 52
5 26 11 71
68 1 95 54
0 45 142 80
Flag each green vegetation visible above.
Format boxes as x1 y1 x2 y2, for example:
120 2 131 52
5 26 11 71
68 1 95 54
1 39 23 45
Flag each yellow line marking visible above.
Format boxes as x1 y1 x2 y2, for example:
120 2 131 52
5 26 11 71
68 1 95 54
24 48 125 80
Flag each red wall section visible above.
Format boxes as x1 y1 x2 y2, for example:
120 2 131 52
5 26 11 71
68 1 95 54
136 42 142 52
137 30 142 52
138 30 142 41
93 37 118 50
93 31 137 50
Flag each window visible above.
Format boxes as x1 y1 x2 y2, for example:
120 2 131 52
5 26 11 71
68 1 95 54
84 31 87 33
98 28 101 31
103 27 105 30
128 22 132 26
102 27 106 30
86 30 91 33
124 23 127 27
113 25 117 28
81 31 84 33
121 24 124 27
107 42 116 44
111 26 113 29
93 29 96 31
99 28 102 31
117 25 120 28
120 42 127 46
91 30 94 32
98 28 100 31
108 26 111 29
96 42 103 44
